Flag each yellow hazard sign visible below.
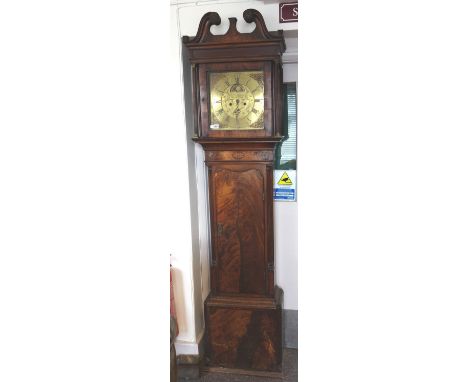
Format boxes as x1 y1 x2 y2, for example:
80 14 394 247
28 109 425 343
277 171 293 185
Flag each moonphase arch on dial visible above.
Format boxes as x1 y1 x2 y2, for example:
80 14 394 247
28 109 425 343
210 71 265 130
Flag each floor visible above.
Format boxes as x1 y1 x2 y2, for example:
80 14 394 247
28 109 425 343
199 348 298 382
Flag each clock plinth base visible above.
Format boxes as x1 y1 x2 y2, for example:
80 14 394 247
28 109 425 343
204 287 283 374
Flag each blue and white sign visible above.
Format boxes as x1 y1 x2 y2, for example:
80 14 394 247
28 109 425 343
273 170 296 202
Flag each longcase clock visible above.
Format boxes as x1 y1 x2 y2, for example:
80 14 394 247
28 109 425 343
183 9 286 376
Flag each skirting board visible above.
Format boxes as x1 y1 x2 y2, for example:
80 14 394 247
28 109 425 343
174 341 198 355
175 328 205 355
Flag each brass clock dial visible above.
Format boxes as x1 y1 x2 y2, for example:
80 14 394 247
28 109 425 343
209 71 265 130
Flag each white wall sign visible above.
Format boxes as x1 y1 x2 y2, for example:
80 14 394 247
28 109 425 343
274 170 296 201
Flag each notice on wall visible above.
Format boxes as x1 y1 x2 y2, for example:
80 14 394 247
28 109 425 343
279 2 298 23
274 170 296 202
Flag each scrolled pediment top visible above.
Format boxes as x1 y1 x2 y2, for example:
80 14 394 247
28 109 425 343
242 8 282 41
182 9 285 50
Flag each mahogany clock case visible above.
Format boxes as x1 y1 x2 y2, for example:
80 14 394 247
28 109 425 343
183 9 287 376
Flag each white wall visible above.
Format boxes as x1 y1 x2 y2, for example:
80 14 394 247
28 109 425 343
169 4 201 355
170 0 298 354
275 61 298 311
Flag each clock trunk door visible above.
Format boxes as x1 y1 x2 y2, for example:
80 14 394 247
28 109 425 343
211 164 266 295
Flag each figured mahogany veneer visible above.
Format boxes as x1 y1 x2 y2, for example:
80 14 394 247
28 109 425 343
211 165 265 295
204 288 283 373
184 9 286 376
